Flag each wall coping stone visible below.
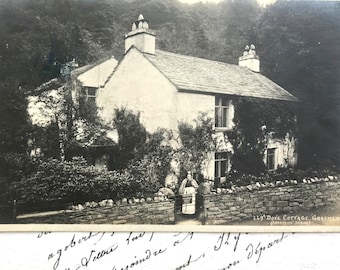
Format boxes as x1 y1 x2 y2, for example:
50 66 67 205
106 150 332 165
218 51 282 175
202 175 340 199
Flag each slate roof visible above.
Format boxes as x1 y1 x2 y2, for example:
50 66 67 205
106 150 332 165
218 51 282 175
144 50 297 102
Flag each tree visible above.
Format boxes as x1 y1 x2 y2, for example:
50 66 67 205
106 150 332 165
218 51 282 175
131 128 175 187
112 108 147 170
177 113 216 178
226 97 297 176
256 1 340 168
0 84 29 154
0 82 31 203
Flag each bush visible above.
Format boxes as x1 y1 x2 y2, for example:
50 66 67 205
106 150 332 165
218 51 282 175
16 157 159 206
0 153 36 205
177 113 216 178
130 129 174 190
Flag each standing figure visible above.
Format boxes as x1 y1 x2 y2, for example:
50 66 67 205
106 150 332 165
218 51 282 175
178 171 199 215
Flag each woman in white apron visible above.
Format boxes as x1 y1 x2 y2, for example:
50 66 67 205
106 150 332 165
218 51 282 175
178 171 199 215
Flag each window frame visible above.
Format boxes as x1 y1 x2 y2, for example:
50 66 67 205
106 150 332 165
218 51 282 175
85 87 98 102
214 152 230 182
266 148 277 171
215 96 231 130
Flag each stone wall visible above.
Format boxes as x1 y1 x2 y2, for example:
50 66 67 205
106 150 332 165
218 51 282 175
200 179 340 225
17 176 340 225
18 199 175 224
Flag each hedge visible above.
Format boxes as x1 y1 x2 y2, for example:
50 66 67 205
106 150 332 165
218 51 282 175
16 157 159 205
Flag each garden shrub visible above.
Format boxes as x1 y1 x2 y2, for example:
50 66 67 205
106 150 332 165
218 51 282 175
0 153 36 205
130 128 174 191
177 113 216 179
16 157 159 206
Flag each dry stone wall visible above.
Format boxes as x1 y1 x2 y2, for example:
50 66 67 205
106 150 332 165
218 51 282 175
18 198 175 224
201 177 340 225
17 176 340 225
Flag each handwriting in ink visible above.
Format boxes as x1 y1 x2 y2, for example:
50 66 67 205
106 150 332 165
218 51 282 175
126 232 145 245
112 247 167 270
81 243 119 267
246 232 289 263
48 232 105 270
149 232 154 242
126 232 155 246
214 233 230 251
175 252 205 270
233 233 242 252
217 259 241 270
173 232 194 246
37 231 52 239
214 233 244 252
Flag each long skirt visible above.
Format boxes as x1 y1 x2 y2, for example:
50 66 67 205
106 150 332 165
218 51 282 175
182 187 196 215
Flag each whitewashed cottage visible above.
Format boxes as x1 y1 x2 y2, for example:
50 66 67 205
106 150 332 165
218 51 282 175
29 14 298 181
94 14 298 182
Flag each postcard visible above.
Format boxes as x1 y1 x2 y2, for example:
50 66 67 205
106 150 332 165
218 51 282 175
0 0 339 231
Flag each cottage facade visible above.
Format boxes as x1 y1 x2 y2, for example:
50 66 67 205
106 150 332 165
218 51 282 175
29 14 298 180
28 57 119 169
94 14 298 182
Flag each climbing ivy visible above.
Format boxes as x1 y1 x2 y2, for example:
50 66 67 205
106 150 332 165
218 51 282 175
226 97 298 176
177 112 216 179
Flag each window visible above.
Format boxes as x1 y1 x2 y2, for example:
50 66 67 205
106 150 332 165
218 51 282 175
215 97 230 129
266 148 276 170
94 154 109 171
215 152 230 182
86 87 97 103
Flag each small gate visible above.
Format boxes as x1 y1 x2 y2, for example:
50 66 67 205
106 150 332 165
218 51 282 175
174 193 205 224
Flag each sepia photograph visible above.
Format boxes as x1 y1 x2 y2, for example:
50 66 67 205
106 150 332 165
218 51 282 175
0 0 339 228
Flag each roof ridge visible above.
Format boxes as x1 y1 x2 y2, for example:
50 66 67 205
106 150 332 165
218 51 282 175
142 49 297 102
154 49 236 67
73 55 116 76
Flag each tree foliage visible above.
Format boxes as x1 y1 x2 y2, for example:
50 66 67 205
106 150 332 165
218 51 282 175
112 109 174 188
177 113 216 178
227 97 298 176
0 84 29 154
256 1 340 168
112 107 147 170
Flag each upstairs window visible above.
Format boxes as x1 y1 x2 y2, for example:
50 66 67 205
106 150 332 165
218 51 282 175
86 87 97 103
215 97 231 129
266 148 276 170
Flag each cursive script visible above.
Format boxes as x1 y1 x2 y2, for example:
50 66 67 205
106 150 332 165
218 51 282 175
47 232 107 270
81 243 119 267
36 231 294 270
246 232 289 263
112 247 167 270
37 231 52 239
214 233 246 252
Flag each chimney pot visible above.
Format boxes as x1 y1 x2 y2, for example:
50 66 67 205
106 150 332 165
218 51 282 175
239 44 260 72
124 14 156 54
138 14 144 21
132 22 137 31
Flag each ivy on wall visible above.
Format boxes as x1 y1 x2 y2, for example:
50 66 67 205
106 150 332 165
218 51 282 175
226 97 298 176
177 112 216 179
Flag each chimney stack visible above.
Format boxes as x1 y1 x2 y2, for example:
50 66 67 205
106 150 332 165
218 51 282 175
124 14 156 55
238 44 260 72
